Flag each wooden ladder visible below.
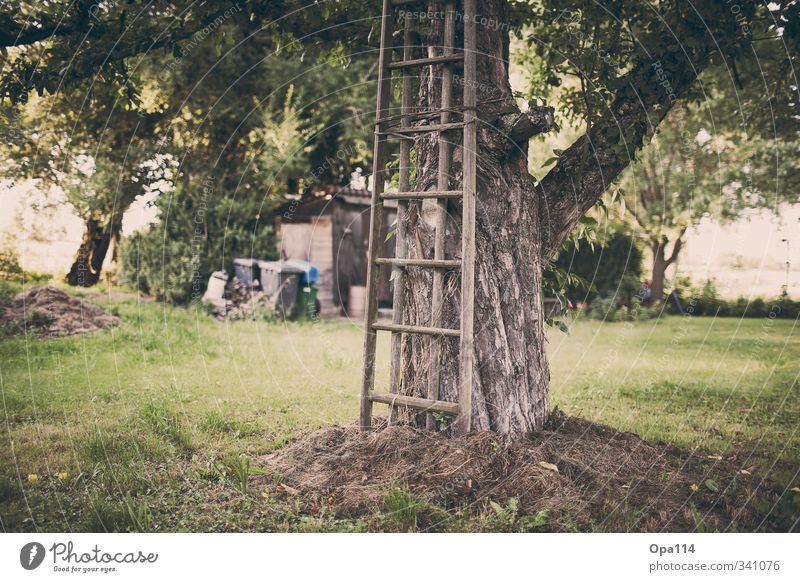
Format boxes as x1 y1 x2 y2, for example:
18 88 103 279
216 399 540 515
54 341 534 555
360 0 477 435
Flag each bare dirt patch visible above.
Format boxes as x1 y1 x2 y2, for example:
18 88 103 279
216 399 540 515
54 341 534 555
258 411 785 531
1 285 119 337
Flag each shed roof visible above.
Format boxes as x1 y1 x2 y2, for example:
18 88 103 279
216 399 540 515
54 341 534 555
277 186 396 219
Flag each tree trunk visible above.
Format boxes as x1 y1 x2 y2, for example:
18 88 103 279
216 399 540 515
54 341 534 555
648 236 683 304
650 242 667 304
65 219 117 287
396 0 553 436
390 0 710 437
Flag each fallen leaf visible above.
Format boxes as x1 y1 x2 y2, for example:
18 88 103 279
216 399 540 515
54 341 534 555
276 483 300 496
790 487 800 494
739 469 751 476
27 474 38 483
621 484 630 489
690 483 699 492
538 461 559 473
706 455 722 461
705 479 720 493
57 472 69 480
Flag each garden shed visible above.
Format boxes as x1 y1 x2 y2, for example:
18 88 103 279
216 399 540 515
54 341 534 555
275 186 396 316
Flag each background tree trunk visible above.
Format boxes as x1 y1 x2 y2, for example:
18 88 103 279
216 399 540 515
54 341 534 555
648 235 683 304
65 219 118 287
650 242 667 304
396 0 552 436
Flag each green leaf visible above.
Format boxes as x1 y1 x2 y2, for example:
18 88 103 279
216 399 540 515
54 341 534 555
519 510 549 530
704 479 720 493
542 156 559 167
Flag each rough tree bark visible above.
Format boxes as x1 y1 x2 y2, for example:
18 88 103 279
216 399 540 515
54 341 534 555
397 0 555 434
393 0 728 437
65 219 119 287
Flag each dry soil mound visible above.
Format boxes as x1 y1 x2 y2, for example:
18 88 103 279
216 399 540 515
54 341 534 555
259 412 778 531
1 286 119 337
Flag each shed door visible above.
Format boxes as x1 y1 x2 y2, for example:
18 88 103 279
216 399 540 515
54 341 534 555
280 218 335 313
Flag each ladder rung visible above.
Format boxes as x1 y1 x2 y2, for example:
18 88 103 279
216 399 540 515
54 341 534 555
372 323 461 338
388 54 464 70
379 122 464 135
368 391 460 415
381 190 462 201
376 258 461 269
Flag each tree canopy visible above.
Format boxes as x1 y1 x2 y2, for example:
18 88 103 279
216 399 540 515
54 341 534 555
1 0 797 298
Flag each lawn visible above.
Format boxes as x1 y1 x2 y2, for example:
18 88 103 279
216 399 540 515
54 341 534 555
1 284 798 532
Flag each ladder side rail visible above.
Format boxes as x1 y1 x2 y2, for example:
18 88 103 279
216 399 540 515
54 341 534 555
360 0 396 431
388 11 415 416
456 0 477 435
426 0 457 430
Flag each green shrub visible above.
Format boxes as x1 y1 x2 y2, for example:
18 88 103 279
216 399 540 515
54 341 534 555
0 236 51 286
667 278 800 318
553 228 644 306
119 182 277 305
773 294 800 319
588 296 620 321
0 236 23 279
633 304 661 320
587 296 662 322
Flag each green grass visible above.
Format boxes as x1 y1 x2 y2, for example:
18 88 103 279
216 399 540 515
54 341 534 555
549 314 800 489
0 289 797 531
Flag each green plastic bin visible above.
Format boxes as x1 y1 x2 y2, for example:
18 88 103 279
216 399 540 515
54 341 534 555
296 285 320 320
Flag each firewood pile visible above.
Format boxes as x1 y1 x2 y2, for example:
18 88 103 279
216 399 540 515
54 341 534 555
206 277 272 321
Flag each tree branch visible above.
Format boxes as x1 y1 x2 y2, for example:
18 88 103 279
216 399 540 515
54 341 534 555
538 58 700 260
665 228 686 266
488 102 556 158
536 1 750 260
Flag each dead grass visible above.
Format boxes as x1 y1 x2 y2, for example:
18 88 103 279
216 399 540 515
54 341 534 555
1 285 119 337
258 411 784 532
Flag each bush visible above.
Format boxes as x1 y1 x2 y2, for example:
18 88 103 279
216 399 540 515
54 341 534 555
120 182 277 305
667 278 800 318
587 296 620 321
634 304 662 320
587 296 662 322
0 236 52 288
773 294 800 319
0 236 23 279
553 228 645 307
